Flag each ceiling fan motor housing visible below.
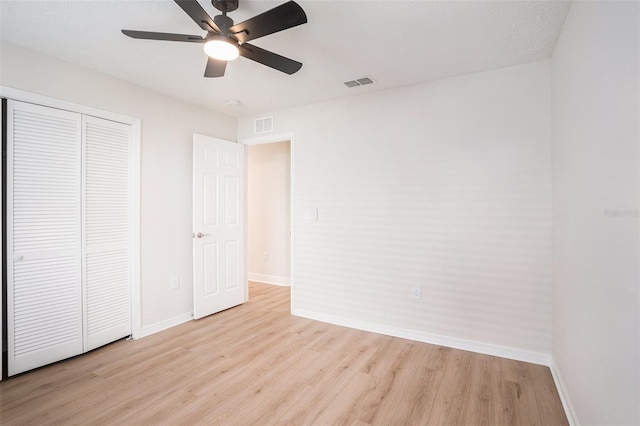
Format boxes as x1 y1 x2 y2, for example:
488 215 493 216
214 14 234 33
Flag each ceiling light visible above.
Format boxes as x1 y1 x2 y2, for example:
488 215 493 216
204 36 239 61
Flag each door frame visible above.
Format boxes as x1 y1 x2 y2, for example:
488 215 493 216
0 86 142 348
239 132 295 312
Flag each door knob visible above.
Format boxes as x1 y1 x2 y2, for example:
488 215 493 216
195 232 210 238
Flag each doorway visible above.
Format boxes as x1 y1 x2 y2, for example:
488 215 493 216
246 140 291 287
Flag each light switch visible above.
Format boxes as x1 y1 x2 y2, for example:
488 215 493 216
171 275 180 290
303 208 318 223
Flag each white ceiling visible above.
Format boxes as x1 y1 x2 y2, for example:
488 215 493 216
0 0 571 118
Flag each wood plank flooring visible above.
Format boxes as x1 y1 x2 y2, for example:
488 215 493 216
0 282 568 425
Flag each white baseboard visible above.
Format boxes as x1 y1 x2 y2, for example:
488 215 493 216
550 358 580 426
249 273 290 286
292 308 551 366
139 312 193 338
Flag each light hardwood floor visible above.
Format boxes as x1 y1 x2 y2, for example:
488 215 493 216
0 282 567 425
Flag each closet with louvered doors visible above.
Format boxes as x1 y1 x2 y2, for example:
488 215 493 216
6 100 133 376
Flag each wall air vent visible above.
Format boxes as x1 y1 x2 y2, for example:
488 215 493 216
255 116 273 134
344 76 375 88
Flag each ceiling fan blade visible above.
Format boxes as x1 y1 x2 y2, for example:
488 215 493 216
174 0 220 32
239 43 302 75
204 57 227 77
122 30 205 43
229 1 307 43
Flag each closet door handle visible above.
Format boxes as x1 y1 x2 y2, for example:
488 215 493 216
195 232 210 238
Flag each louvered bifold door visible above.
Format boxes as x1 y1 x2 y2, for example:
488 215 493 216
7 101 83 375
83 116 132 352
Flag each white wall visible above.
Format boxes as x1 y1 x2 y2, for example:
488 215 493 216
247 141 290 285
239 61 553 360
551 2 640 425
1 43 237 329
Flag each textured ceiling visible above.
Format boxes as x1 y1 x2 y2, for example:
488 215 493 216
0 0 571 117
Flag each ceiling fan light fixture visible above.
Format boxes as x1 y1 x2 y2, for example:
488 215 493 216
204 36 239 61
122 0 307 77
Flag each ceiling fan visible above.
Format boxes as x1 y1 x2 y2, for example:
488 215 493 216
122 0 307 78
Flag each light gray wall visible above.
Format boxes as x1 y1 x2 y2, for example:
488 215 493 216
551 2 640 425
1 42 237 329
239 61 553 360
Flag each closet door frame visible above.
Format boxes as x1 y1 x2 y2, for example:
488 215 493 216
1 87 142 364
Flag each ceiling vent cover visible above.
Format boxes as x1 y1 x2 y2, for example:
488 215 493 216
344 76 375 88
255 116 273 134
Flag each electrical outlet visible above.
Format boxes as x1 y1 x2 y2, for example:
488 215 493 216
171 275 180 290
411 286 421 300
263 251 269 262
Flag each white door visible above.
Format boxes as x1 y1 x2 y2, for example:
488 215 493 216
83 116 132 351
193 134 246 319
7 101 84 375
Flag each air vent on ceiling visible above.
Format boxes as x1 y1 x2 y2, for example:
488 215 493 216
255 116 273 134
344 76 375 88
